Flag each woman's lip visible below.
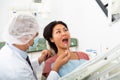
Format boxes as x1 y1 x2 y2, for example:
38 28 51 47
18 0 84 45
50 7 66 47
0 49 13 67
62 41 68 44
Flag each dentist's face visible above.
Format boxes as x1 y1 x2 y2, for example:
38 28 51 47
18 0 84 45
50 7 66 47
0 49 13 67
50 24 70 50
28 32 39 46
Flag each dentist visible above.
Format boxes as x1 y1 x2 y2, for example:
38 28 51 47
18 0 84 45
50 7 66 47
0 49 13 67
0 14 70 80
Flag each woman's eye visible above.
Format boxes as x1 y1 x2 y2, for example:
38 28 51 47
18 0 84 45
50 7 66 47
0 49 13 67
56 31 60 34
64 28 68 31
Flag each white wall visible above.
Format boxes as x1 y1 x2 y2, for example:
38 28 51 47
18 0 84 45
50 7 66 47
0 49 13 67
1 0 120 55
0 0 33 40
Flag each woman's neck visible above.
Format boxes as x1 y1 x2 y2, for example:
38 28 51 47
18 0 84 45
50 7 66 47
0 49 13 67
57 48 78 59
57 48 70 56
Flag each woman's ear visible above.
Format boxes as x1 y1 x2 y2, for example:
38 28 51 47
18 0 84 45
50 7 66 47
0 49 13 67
50 38 54 43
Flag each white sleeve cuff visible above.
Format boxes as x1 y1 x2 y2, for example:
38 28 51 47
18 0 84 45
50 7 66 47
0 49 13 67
47 71 60 80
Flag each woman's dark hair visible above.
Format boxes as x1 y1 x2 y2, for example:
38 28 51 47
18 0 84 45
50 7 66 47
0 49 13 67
43 21 68 53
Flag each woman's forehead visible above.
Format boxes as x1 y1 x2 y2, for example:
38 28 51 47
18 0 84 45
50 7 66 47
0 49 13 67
53 24 66 30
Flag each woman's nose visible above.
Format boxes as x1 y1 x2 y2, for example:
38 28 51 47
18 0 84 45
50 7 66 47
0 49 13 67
61 31 67 35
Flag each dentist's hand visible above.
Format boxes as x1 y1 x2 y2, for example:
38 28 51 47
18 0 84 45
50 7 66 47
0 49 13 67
38 50 52 64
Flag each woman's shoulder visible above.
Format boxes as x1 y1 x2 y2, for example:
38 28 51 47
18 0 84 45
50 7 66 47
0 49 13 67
43 55 57 74
45 55 57 64
75 51 89 60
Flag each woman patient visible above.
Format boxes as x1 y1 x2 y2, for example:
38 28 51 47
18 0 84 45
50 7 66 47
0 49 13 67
42 21 89 78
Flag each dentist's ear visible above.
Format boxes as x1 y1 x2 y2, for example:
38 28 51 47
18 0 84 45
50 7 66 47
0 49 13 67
33 32 39 39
